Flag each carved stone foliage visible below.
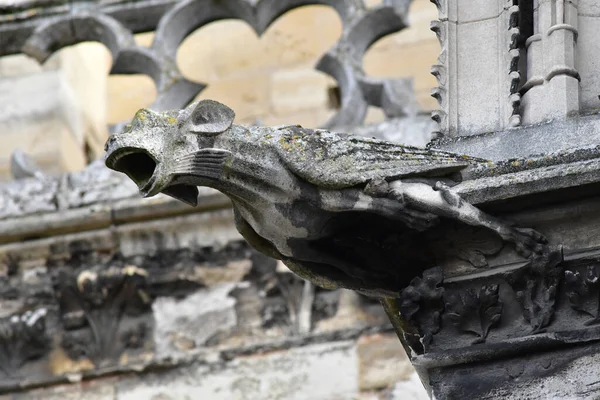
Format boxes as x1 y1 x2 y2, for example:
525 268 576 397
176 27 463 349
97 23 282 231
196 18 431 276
509 248 562 334
397 266 444 353
0 0 417 130
387 248 567 356
52 266 151 366
0 309 49 377
444 284 503 344
565 264 600 326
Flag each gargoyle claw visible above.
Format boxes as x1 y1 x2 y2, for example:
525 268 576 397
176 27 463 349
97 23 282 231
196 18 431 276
364 178 406 208
434 181 461 207
503 227 548 259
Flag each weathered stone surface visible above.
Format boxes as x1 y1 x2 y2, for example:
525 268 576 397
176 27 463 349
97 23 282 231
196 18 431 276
12 378 117 400
117 341 359 400
384 372 429 400
0 71 86 180
358 333 413 391
577 14 600 114
153 284 237 358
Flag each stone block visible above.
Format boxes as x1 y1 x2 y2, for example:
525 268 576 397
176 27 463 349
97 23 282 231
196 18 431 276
364 39 440 94
107 74 157 124
195 73 271 124
117 341 359 400
0 71 87 180
456 18 501 134
12 378 117 400
134 32 155 47
257 5 341 69
455 0 503 23
152 284 237 358
270 67 335 115
522 75 580 125
176 6 341 81
579 0 600 15
58 42 111 159
385 372 429 400
357 333 414 391
0 54 44 77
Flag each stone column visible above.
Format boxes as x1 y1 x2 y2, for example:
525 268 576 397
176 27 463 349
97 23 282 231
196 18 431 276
521 0 580 124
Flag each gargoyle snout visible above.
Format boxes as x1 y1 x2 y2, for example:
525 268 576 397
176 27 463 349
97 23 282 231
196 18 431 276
105 135 160 196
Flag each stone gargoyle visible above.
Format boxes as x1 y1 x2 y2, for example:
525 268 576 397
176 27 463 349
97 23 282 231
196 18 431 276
104 100 547 297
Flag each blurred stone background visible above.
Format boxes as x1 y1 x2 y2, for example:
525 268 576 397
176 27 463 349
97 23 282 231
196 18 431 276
0 0 438 181
0 0 439 398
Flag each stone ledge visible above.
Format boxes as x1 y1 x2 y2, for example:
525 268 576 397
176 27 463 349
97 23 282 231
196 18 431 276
412 324 600 371
439 113 600 161
0 326 391 394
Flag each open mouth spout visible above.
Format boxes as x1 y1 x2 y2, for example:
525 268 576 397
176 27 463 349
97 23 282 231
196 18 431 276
105 146 200 207
105 148 158 195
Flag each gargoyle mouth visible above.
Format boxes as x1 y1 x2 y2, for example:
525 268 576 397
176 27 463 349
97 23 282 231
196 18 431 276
106 148 157 193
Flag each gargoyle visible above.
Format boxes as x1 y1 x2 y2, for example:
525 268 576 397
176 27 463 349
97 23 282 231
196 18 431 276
105 100 546 297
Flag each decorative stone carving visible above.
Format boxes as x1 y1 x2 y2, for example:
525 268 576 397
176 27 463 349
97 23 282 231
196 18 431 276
429 0 448 138
104 99 548 298
0 309 49 377
507 3 522 128
444 284 503 344
397 267 444 352
0 0 418 130
52 266 150 366
508 248 562 334
565 264 600 326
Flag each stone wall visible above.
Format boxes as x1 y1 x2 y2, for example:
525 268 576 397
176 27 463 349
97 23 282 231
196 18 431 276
0 164 428 399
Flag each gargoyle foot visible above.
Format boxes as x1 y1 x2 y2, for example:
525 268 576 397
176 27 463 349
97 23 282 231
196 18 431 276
499 227 548 259
365 178 406 208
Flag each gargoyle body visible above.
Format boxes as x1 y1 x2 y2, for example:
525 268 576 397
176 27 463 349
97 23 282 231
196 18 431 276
105 100 546 297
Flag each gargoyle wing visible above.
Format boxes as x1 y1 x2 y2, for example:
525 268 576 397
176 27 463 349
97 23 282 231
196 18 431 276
275 127 486 189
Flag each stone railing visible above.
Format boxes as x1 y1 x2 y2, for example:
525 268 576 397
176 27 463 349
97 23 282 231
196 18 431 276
0 0 424 131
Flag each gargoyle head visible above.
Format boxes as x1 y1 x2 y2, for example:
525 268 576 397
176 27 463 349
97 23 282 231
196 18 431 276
104 100 236 206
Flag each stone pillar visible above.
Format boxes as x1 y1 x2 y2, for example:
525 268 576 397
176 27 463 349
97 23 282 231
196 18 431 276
521 0 580 124
577 0 600 113
430 0 523 137
0 44 111 181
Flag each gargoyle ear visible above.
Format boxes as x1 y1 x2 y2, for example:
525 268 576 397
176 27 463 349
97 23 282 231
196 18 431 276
188 99 235 134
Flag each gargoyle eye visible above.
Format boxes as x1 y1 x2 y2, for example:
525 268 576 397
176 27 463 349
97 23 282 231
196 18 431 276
189 99 235 135
193 113 209 125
